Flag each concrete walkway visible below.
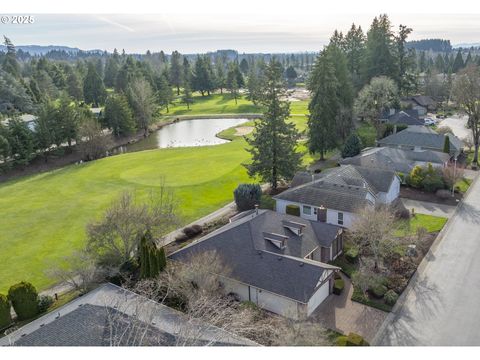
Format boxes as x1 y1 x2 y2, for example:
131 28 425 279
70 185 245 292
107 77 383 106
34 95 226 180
313 275 387 343
374 175 480 345
400 198 457 218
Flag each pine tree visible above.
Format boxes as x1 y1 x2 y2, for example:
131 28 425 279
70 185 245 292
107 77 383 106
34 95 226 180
7 116 35 166
343 24 366 89
103 93 136 137
83 62 106 106
452 50 465 73
156 72 174 113
244 59 302 189
3 36 20 78
182 82 194 110
170 51 183 95
342 133 363 158
443 134 451 154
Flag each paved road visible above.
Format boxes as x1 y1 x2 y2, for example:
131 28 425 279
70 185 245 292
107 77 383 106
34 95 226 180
400 198 457 218
437 115 469 140
375 175 480 345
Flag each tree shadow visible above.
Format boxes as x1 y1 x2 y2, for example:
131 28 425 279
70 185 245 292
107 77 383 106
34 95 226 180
457 202 480 224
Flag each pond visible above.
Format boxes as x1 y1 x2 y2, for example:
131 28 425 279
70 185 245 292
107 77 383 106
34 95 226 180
115 118 249 153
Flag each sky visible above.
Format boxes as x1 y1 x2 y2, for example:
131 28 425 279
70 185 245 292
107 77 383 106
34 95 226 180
1 12 480 54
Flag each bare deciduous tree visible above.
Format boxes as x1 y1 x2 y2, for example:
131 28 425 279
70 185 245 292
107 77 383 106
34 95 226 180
78 118 113 161
86 186 178 266
452 64 480 165
442 163 465 189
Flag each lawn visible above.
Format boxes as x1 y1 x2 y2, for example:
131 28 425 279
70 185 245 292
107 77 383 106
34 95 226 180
395 214 448 236
0 108 311 293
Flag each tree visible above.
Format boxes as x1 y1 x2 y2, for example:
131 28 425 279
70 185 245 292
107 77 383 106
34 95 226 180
104 57 120 88
0 70 34 114
139 231 167 279
66 67 83 101
7 116 35 166
343 24 366 89
443 135 450 153
285 66 297 86
351 207 396 270
192 55 215 96
83 62 106 106
35 102 57 160
57 93 80 148
451 64 480 165
128 78 157 136
226 63 239 104
244 59 302 190
0 293 11 329
170 51 183 95
182 82 194 110
2 36 20 78
155 72 174 113
239 58 249 74
361 14 397 84
452 50 465 73
233 183 262 211
86 188 178 267
103 93 136 137
215 60 226 94
395 24 416 95
354 76 398 139
342 133 363 158
78 116 113 161
7 282 39 320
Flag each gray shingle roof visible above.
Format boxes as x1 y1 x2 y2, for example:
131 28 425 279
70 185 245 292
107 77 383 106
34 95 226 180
170 210 341 303
341 147 451 173
386 111 424 126
378 126 463 153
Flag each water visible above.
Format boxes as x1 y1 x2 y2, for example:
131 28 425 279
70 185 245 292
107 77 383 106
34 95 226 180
117 118 249 153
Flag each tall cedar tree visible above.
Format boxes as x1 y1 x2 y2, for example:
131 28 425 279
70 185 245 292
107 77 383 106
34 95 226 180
244 59 302 189
103 93 136 137
307 47 340 159
83 62 106 106
343 24 366 90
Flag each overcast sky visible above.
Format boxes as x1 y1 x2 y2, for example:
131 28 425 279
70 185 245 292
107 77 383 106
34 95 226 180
2 13 480 54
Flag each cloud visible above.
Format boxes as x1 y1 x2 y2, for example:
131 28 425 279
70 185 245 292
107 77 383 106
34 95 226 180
95 15 135 33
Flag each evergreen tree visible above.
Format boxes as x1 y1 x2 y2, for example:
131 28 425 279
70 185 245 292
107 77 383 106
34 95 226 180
341 133 363 158
56 94 79 148
343 24 366 90
226 63 239 104
155 72 174 113
127 78 156 136
2 36 20 78
443 135 450 154
170 50 183 95
244 59 302 190
215 59 226 94
285 65 298 86
239 58 249 74
103 57 119 88
7 116 35 166
103 93 136 137
66 68 83 101
192 55 215 96
83 62 106 106
182 82 194 110
395 24 415 95
452 50 465 73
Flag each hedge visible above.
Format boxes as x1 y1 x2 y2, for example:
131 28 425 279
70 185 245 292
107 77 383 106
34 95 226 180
0 293 11 329
8 282 39 320
286 204 300 217
333 279 345 295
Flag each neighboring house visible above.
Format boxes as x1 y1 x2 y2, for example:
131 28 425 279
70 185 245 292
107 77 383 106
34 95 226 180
0 283 254 346
1 114 37 131
380 109 424 126
377 126 464 156
170 209 343 320
341 146 451 176
90 107 102 118
274 165 400 229
401 95 438 116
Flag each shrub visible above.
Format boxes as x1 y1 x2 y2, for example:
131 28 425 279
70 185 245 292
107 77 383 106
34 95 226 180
336 336 348 346
387 274 408 294
175 233 189 243
369 283 388 299
259 194 275 210
346 332 369 346
8 282 39 320
182 224 203 238
384 290 399 306
286 204 300 216
436 189 451 199
345 247 359 263
397 172 406 183
423 174 445 192
37 295 54 313
341 133 362 158
233 183 262 211
0 293 11 329
407 165 425 188
333 279 345 295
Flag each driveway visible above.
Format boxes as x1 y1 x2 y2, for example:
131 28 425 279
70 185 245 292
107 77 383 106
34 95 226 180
313 275 387 343
437 115 469 140
374 175 480 345
400 198 457 218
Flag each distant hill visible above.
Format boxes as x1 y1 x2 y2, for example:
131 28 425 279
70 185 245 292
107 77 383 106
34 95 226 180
406 39 452 52
453 43 480 49
0 44 102 55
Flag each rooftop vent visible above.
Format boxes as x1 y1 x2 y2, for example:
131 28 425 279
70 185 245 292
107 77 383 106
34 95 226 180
263 232 288 250
282 219 306 236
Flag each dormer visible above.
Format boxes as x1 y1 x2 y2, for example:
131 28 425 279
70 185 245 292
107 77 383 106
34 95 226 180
281 220 306 236
263 232 288 249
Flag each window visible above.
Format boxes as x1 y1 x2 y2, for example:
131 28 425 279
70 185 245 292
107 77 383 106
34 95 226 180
303 205 312 215
338 212 344 225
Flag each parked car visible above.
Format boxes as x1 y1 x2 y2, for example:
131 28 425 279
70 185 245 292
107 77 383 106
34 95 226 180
424 118 436 126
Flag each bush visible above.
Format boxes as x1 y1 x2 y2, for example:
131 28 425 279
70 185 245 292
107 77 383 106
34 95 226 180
423 174 445 193
398 172 406 183
8 282 39 320
408 164 445 192
336 336 348 346
182 224 203 238
286 204 300 217
0 293 11 329
175 233 189 243
233 183 262 211
346 332 369 346
341 133 362 158
384 290 399 306
259 194 275 210
407 165 424 188
37 295 54 313
344 247 359 263
386 274 408 294
333 279 345 295
436 189 451 199
369 283 388 299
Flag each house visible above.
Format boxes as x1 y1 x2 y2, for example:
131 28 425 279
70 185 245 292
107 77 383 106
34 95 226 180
1 114 37 131
377 126 464 156
0 283 254 346
341 146 451 176
274 165 400 229
401 95 438 116
380 109 424 126
170 209 343 320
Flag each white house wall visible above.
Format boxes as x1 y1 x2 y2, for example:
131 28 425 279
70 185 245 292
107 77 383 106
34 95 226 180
326 209 355 229
306 280 331 316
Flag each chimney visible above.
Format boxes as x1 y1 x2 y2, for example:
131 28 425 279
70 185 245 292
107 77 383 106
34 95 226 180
254 204 259 215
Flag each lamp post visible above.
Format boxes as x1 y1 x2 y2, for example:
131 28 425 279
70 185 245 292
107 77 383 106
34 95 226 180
452 156 458 197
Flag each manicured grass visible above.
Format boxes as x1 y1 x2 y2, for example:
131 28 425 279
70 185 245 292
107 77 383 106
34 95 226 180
395 214 448 236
